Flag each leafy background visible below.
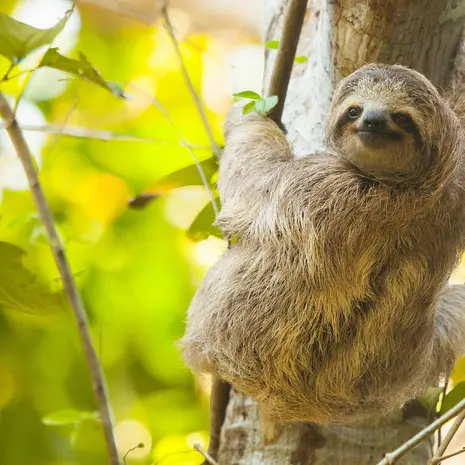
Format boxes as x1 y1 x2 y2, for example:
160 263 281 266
0 1 264 464
1 1 465 464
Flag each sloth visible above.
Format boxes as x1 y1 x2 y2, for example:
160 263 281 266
179 64 465 444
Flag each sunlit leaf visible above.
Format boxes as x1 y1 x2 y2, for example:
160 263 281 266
441 382 465 413
0 242 64 315
233 90 261 100
295 56 308 63
39 48 126 98
255 95 279 116
145 157 218 194
266 40 279 50
451 356 465 386
187 202 222 241
0 13 67 63
242 100 256 115
418 387 442 415
42 409 99 426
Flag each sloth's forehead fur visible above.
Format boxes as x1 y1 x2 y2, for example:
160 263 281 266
334 64 440 111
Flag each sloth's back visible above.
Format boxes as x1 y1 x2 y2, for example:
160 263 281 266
180 242 437 425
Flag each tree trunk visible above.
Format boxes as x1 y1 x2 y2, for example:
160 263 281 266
217 1 465 464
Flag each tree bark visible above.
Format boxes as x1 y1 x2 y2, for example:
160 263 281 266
217 1 465 464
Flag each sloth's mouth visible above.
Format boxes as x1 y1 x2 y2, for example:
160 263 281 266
357 130 402 143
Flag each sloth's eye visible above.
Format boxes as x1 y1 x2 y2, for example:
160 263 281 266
392 112 414 129
347 106 362 119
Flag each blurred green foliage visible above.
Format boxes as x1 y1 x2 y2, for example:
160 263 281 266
0 1 228 463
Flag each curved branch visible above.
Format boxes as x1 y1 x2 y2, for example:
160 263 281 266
377 396 465 465
0 91 120 465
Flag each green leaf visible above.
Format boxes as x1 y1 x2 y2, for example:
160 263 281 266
39 48 126 98
295 56 308 63
254 95 279 116
0 13 67 63
42 409 99 426
418 387 442 415
146 157 218 194
187 202 223 241
233 90 261 100
266 40 279 50
442 382 465 413
242 100 256 115
0 242 64 315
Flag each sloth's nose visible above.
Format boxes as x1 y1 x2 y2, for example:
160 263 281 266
359 107 389 132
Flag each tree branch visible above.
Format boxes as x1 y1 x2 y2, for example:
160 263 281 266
161 2 221 160
266 0 309 125
194 443 220 465
431 447 465 464
0 122 210 148
437 375 450 446
204 377 230 462
0 91 120 465
377 396 465 465
430 410 465 464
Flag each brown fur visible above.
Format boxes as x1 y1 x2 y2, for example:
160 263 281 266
179 64 465 443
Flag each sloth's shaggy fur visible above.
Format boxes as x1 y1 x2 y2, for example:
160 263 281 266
179 64 465 443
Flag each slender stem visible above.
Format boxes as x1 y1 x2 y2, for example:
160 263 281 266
123 443 144 464
437 375 450 447
0 91 120 465
432 447 465 464
266 0 309 125
1 62 16 81
161 4 221 161
126 83 219 215
376 396 465 465
14 5 75 113
0 122 210 148
194 443 219 465
431 410 465 464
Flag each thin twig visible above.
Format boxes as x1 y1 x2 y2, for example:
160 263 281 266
266 0 309 125
437 375 451 446
194 443 219 465
161 3 221 160
13 5 76 114
431 409 465 464
0 122 210 148
376 396 465 465
123 443 144 464
0 68 35 82
1 62 16 81
126 83 219 215
431 447 465 464
0 92 120 465
45 97 79 157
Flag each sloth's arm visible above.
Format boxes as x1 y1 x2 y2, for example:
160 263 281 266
218 114 292 201
217 114 329 239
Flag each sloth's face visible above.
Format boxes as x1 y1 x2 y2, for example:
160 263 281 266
326 65 440 183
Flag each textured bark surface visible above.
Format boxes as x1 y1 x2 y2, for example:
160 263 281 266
219 391 432 465
217 1 465 464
